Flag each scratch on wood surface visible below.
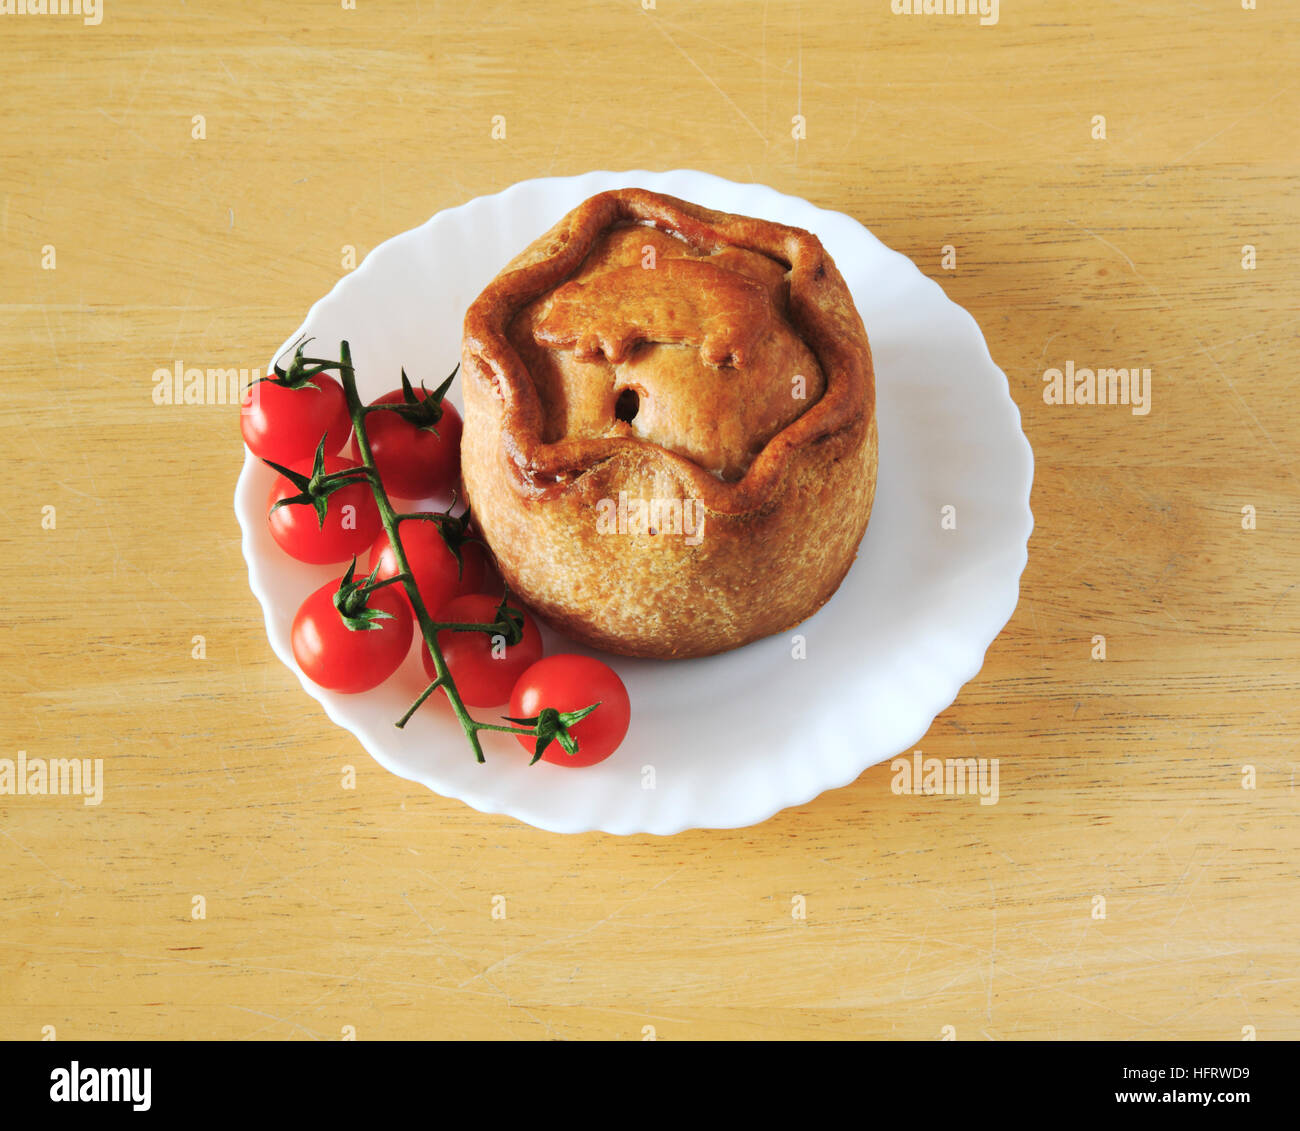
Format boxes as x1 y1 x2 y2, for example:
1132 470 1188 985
1166 85 1296 169
461 866 687 989
1063 220 1173 315
228 1003 327 1041
641 8 766 142
899 919 930 998
1196 340 1297 485
0 827 76 889
1025 599 1048 670
986 872 998 1022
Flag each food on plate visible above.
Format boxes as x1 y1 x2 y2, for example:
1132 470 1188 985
368 521 488 617
460 187 877 659
291 568 414 694
250 342 616 767
425 593 544 708
266 451 383 565
240 344 352 463
350 371 463 500
508 655 630 767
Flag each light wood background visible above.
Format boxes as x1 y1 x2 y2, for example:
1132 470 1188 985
1 0 1296 1041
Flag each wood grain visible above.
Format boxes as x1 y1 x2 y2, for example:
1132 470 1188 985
0 0 1296 1040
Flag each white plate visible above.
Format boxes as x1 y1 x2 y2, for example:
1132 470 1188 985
235 169 1034 836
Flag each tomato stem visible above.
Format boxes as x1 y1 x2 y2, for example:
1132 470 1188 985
395 676 445 730
338 341 494 762
335 340 598 764
362 572 412 592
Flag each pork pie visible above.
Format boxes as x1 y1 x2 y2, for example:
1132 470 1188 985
460 188 876 659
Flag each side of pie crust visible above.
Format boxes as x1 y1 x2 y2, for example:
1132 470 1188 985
460 188 877 659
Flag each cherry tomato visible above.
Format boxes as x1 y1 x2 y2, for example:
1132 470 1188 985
292 576 413 694
424 593 542 708
241 374 351 464
509 655 631 767
267 455 382 564
474 547 506 600
368 524 488 616
352 388 463 500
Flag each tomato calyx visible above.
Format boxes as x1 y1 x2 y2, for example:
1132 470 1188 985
398 495 481 583
264 437 372 529
332 558 401 631
502 703 603 764
490 591 527 647
258 334 355 392
367 367 457 434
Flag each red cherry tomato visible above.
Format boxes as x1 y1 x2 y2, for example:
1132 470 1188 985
352 388 463 500
474 547 506 600
267 455 382 564
291 576 414 694
368 524 488 616
241 375 351 464
509 655 630 767
424 593 542 708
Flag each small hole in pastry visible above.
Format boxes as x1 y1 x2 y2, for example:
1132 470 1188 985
614 387 640 424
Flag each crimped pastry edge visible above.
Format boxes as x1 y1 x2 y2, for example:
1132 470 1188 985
461 187 875 516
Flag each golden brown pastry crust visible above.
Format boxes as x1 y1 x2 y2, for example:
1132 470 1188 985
461 188 877 659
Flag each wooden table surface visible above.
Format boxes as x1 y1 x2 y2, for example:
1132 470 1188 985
2 0 1296 1041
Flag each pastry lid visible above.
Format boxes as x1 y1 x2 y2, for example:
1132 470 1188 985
462 187 875 515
